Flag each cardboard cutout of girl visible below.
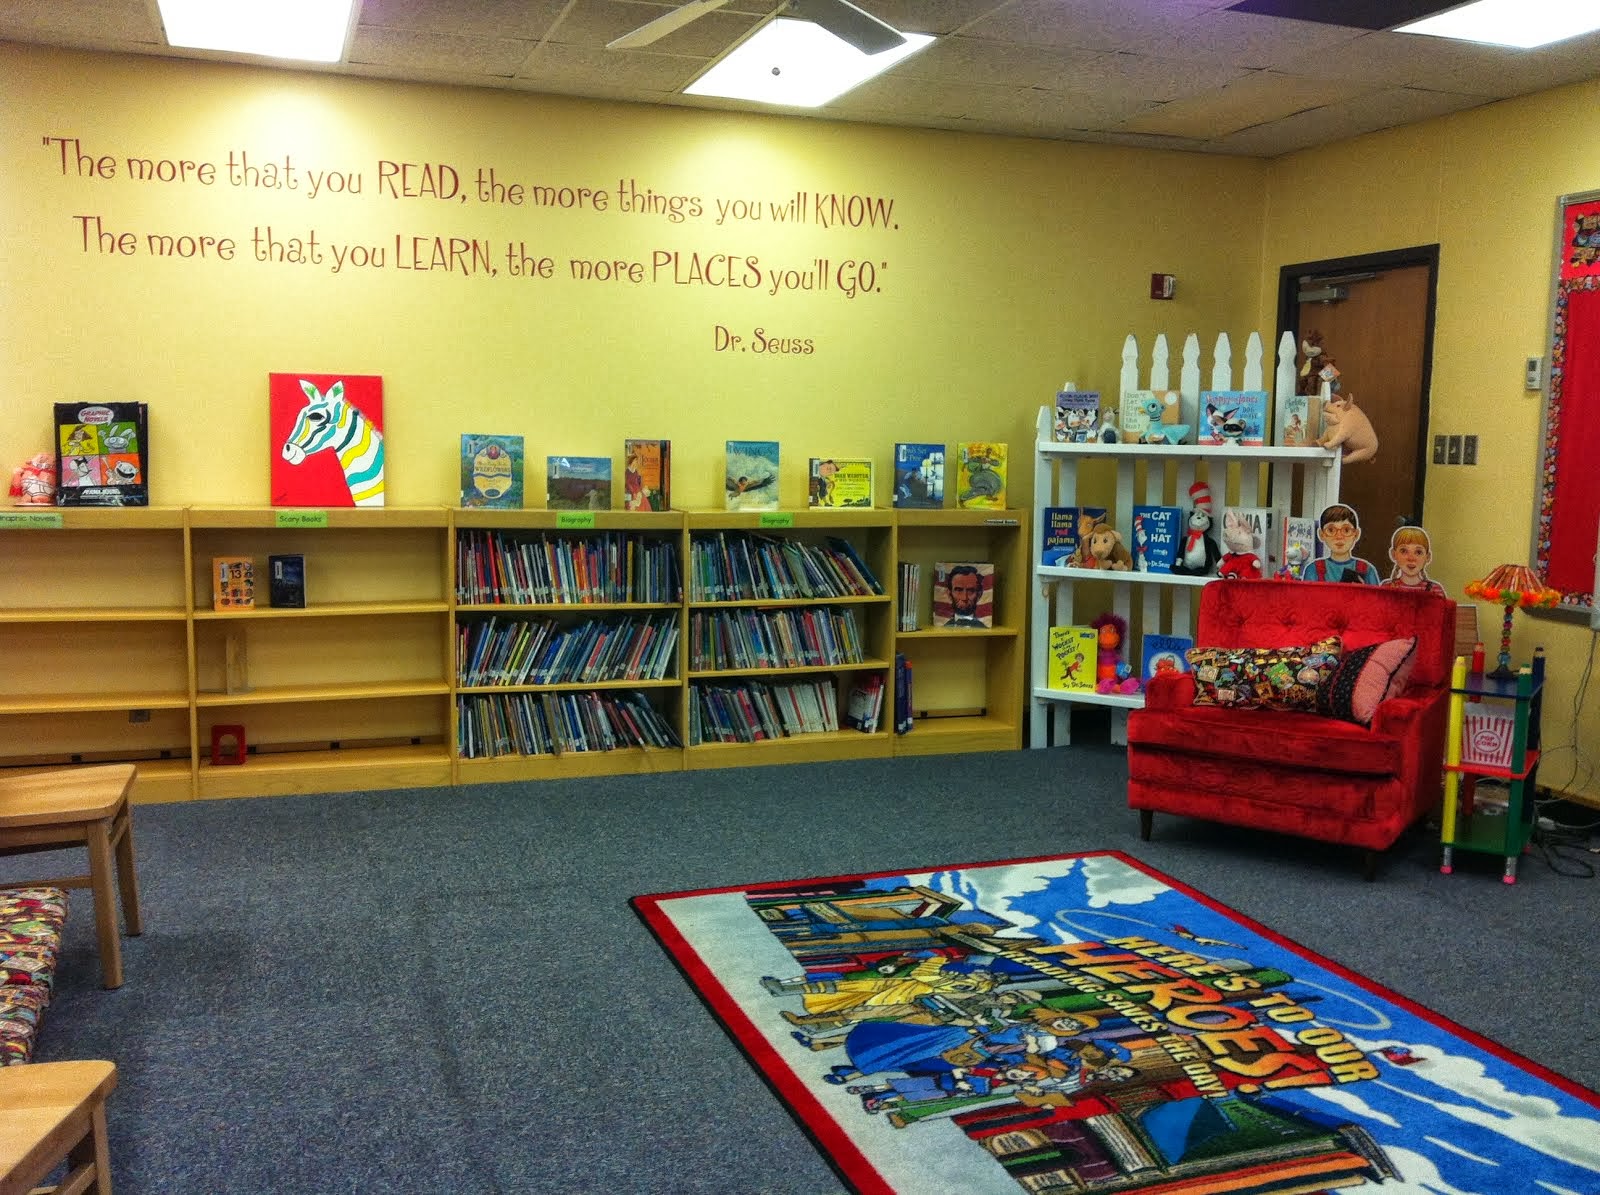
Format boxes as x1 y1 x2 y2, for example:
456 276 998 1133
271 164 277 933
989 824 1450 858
1384 525 1446 596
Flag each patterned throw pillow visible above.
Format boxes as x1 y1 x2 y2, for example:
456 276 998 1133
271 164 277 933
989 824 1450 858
1187 636 1342 711
1318 637 1417 725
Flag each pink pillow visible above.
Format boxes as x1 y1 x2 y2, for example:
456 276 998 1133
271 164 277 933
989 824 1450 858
1318 637 1417 725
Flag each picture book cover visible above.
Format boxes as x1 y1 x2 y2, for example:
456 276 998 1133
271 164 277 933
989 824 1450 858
1220 505 1274 578
459 434 524 509
930 562 994 628
725 440 780 510
1131 504 1182 573
1200 389 1269 447
1041 505 1107 567
1120 389 1183 445
54 402 148 507
1278 391 1321 447
212 556 254 611
1278 511 1319 577
623 439 671 511
891 442 944 509
1052 390 1100 443
1142 632 1195 682
956 442 1006 509
808 457 873 508
1046 625 1097 690
270 374 385 507
268 553 306 609
546 456 613 510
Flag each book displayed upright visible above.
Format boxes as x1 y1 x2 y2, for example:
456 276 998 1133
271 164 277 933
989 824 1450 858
1200 389 1269 447
460 434 524 508
267 554 306 608
725 440 780 510
1141 633 1194 683
1040 506 1107 567
891 442 944 508
212 556 254 611
931 561 994 628
1130 504 1182 573
623 439 671 511
808 457 873 508
546 456 612 510
1046 626 1096 691
1277 512 1319 576
956 442 1006 509
1278 392 1321 447
270 373 385 508
1119 389 1181 445
1052 390 1100 443
54 401 149 506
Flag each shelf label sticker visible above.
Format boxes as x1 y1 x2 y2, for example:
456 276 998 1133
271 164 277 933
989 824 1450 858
557 511 597 529
275 510 329 529
758 512 795 528
984 518 1020 527
0 511 64 529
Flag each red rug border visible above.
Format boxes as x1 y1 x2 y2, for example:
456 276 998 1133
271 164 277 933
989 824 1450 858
631 848 1600 1194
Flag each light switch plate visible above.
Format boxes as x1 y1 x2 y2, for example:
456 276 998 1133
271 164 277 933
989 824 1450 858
1433 435 1447 465
1463 435 1478 465
1447 435 1462 464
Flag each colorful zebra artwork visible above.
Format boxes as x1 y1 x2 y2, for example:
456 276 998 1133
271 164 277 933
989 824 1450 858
270 373 385 507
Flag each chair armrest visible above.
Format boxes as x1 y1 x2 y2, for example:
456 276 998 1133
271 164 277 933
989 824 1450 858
1142 670 1195 711
1370 685 1447 737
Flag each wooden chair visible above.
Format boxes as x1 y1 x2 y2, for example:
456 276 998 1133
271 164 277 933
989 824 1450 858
0 1060 116 1195
0 766 142 990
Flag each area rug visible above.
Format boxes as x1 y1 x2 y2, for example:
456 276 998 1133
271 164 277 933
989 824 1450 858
633 851 1600 1195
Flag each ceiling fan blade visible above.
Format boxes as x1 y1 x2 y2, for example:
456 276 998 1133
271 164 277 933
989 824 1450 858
789 0 906 54
607 0 736 50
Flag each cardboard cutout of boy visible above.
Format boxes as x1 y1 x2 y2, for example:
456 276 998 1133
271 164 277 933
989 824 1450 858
1296 503 1379 583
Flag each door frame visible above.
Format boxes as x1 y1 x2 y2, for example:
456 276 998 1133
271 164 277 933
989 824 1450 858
1275 244 1441 526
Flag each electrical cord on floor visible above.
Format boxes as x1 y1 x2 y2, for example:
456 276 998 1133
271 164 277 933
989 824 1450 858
1534 625 1598 823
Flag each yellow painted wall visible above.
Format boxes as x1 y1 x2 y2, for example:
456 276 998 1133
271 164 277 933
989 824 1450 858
2 44 1267 512
1263 78 1600 805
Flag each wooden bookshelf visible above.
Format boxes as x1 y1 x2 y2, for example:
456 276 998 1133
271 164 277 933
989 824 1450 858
0 505 1027 802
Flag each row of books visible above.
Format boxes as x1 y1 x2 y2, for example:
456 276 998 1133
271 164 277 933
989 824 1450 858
688 606 865 672
209 554 306 610
897 562 922 631
460 437 1011 511
687 533 882 602
456 530 680 605
688 678 843 744
456 689 681 758
844 674 885 732
1042 504 1317 576
1052 388 1320 447
456 612 679 688
1046 628 1194 691
894 652 914 734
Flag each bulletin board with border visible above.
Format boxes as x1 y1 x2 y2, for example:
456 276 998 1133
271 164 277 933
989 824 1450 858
1532 189 1600 619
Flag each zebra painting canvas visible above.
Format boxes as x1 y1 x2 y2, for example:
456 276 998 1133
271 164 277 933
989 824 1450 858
270 374 386 507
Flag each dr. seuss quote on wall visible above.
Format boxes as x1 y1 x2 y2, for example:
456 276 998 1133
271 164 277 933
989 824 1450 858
41 134 905 355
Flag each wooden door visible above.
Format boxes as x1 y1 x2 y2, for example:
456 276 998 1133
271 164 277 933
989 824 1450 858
1288 254 1436 563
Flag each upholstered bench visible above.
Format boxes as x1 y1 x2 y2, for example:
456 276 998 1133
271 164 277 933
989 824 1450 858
0 889 68 1067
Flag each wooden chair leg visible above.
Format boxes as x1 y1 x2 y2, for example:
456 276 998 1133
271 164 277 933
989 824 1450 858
111 807 143 938
85 823 124 990
1362 850 1379 882
1138 809 1153 841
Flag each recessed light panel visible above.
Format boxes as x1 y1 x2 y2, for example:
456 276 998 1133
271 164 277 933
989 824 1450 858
686 18 933 109
158 0 355 63
1395 0 1600 48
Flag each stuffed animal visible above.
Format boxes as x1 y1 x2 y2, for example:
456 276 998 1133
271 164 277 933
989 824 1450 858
1083 522 1133 571
1319 393 1378 463
1298 330 1334 396
1217 508 1264 580
1171 482 1221 576
8 453 55 506
1090 612 1141 694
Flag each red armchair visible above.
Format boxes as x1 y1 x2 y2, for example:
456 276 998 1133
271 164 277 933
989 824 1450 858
1127 579 1456 879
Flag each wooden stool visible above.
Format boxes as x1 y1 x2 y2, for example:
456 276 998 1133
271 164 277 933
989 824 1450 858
0 766 142 990
0 1060 116 1195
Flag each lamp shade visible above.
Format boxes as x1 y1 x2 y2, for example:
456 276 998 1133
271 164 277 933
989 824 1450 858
1464 564 1562 609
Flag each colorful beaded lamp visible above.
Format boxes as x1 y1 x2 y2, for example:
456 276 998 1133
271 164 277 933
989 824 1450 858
1463 564 1561 680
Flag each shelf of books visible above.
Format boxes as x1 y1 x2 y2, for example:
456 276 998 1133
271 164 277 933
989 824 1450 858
453 508 686 781
1031 352 1341 747
188 506 455 798
683 508 895 768
0 506 195 803
890 508 1028 755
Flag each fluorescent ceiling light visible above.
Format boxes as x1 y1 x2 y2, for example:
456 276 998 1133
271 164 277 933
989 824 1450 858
158 0 356 63
1394 0 1600 49
686 18 933 108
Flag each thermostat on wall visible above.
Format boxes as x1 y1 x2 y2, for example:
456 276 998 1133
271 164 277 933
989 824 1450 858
1526 356 1543 390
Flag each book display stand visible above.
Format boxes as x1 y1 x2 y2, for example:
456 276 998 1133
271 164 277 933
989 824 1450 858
0 505 1026 802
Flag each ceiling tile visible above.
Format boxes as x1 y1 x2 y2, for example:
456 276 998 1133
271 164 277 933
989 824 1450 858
0 0 159 44
349 28 536 76
516 42 707 94
1208 85 1489 155
1119 70 1368 139
357 0 568 41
